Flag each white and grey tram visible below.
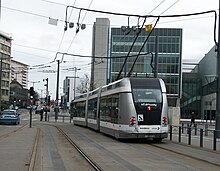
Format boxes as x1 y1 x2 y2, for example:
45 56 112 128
70 77 168 141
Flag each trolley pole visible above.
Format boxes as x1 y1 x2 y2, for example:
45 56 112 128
215 0 220 138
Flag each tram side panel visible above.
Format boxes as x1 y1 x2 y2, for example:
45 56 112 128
99 92 137 139
72 99 87 126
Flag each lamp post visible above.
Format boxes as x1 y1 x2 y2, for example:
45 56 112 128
55 60 60 121
29 80 40 88
216 0 220 138
66 67 80 100
43 78 49 105
73 67 80 99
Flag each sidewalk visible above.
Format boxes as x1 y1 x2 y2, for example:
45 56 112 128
169 125 220 151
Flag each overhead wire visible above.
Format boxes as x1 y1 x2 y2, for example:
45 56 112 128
116 17 147 80
52 52 152 59
3 2 218 71
13 43 56 53
64 4 218 52
127 17 160 77
148 0 167 14
115 0 167 80
56 0 77 52
66 0 94 52
56 8 218 75
1 5 65 22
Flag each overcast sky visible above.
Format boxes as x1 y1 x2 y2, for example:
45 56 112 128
0 0 219 99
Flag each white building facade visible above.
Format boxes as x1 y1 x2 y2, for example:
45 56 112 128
10 59 29 89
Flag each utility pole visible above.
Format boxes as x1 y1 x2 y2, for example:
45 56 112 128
74 67 80 99
43 78 49 105
215 0 220 138
55 60 60 121
66 67 80 100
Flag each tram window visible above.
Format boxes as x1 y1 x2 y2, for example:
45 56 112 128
132 89 162 103
100 94 119 123
88 98 97 119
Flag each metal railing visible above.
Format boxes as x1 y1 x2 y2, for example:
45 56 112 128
47 113 72 123
169 124 220 151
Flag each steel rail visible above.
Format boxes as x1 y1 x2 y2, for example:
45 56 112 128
0 123 28 141
55 126 103 171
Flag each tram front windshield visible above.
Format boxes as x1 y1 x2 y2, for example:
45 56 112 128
132 89 162 103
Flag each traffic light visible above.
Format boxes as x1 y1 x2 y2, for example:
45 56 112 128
30 87 34 98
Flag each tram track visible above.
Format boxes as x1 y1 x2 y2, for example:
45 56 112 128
150 144 220 167
26 123 219 170
27 127 41 171
133 143 220 168
55 125 103 171
0 123 28 141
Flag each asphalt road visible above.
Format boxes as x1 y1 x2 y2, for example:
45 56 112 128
0 109 219 171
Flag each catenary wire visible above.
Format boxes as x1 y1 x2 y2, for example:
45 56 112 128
4 3 218 68
66 0 94 52
127 17 160 77
116 17 147 80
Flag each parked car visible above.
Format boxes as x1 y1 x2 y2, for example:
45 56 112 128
0 109 20 125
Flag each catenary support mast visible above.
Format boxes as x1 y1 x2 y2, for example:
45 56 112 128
215 0 220 138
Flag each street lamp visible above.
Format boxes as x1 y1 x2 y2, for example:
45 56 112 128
66 67 80 100
43 78 49 105
73 67 80 99
29 80 40 88
55 60 60 121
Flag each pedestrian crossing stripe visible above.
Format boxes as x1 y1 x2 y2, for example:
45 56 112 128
138 114 144 121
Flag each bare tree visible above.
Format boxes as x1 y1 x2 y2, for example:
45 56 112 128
77 74 90 93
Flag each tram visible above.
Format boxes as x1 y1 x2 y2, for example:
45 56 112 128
70 77 168 141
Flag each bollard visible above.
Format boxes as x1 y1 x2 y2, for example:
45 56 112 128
48 115 49 122
45 112 47 122
187 123 190 134
213 130 217 151
188 127 191 145
195 124 197 135
182 123 184 133
29 108 32 128
205 123 208 136
63 116 64 122
170 125 172 141
179 126 181 143
200 129 203 148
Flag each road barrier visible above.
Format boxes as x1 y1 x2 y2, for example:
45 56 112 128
47 114 72 123
169 124 220 151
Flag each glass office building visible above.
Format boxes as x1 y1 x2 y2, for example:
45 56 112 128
109 28 182 106
181 46 217 119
